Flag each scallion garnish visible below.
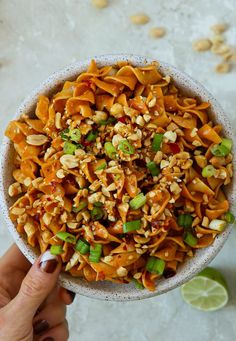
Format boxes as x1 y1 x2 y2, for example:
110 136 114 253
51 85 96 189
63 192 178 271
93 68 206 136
86 130 98 142
89 243 103 263
50 245 64 255
224 211 235 224
104 142 117 159
129 193 146 210
99 117 117 125
63 141 77 155
75 238 90 255
123 220 141 233
202 165 216 178
72 200 87 212
211 138 232 157
93 202 103 207
177 214 193 228
146 161 160 176
208 219 227 231
95 162 107 171
184 231 198 247
56 231 76 244
146 257 165 275
152 133 164 152
118 140 135 155
132 278 144 290
60 128 70 141
91 206 104 220
69 128 81 142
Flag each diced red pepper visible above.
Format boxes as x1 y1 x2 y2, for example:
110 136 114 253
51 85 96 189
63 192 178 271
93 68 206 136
82 140 92 147
83 79 92 88
169 143 180 154
118 116 126 123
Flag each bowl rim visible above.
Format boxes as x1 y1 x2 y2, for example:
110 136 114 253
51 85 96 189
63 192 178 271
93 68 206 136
0 53 235 301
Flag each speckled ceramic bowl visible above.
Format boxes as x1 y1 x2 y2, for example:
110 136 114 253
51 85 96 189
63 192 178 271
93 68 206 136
0 54 235 301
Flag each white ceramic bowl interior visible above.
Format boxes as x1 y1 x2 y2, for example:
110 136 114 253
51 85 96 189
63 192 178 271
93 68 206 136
0 54 235 301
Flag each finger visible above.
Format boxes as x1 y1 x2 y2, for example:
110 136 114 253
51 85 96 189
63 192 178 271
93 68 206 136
6 251 61 324
33 302 66 336
59 287 76 305
37 321 69 341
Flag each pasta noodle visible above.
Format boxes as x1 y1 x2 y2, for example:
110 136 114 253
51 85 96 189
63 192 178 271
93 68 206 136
6 60 234 291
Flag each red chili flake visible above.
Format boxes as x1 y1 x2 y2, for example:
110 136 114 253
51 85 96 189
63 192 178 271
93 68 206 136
98 271 105 280
163 225 170 231
51 182 57 193
118 116 126 123
169 143 180 154
151 221 160 229
34 214 40 222
82 140 92 147
123 245 128 251
163 269 176 279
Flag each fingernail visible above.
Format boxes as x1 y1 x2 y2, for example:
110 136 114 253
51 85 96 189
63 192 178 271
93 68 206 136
67 289 76 302
33 319 49 335
43 338 55 341
39 251 58 273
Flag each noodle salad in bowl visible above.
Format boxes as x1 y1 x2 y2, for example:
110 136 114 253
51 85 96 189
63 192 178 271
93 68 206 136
2 56 234 297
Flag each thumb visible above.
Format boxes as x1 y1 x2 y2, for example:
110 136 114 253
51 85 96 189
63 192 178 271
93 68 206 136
7 251 61 321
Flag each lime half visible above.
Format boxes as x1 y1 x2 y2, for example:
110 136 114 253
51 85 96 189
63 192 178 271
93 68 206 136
181 267 229 312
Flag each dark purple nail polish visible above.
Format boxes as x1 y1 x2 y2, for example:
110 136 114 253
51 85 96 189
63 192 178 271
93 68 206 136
43 338 55 341
39 251 58 273
33 319 49 335
67 289 76 302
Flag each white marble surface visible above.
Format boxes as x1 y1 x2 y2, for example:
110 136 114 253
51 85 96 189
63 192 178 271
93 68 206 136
0 1 236 340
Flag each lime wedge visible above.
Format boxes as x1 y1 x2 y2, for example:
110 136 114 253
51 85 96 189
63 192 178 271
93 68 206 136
181 267 229 311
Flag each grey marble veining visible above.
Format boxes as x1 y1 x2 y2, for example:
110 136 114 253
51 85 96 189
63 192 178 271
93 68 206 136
0 1 236 340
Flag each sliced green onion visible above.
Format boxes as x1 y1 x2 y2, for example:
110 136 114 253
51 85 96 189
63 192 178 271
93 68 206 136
95 162 107 171
50 245 64 255
104 142 117 159
129 193 146 210
202 165 216 178
56 231 76 244
91 207 104 220
177 214 193 228
75 238 90 255
63 141 77 155
69 128 81 142
146 256 165 275
152 133 164 152
99 117 117 125
221 138 232 151
123 220 141 233
93 202 103 207
72 200 87 212
132 278 144 290
60 128 70 141
224 211 235 224
208 219 227 231
146 161 160 176
118 139 135 155
184 231 198 247
86 130 98 142
89 243 103 263
211 144 229 157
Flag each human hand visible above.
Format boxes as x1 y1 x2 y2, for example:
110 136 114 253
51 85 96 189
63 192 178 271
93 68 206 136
0 244 75 341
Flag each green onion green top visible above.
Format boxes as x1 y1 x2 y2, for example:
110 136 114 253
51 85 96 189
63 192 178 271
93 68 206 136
86 130 98 142
95 162 107 171
177 214 193 228
91 206 104 220
56 231 76 244
50 245 64 255
89 243 103 263
146 257 165 275
63 141 77 155
104 142 117 159
75 238 90 255
132 278 144 290
60 128 70 141
184 231 198 247
202 165 216 178
152 133 163 152
129 193 146 210
224 211 235 224
123 220 141 233
99 117 117 125
118 140 135 155
146 161 160 176
69 128 81 142
72 200 87 212
211 138 232 157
